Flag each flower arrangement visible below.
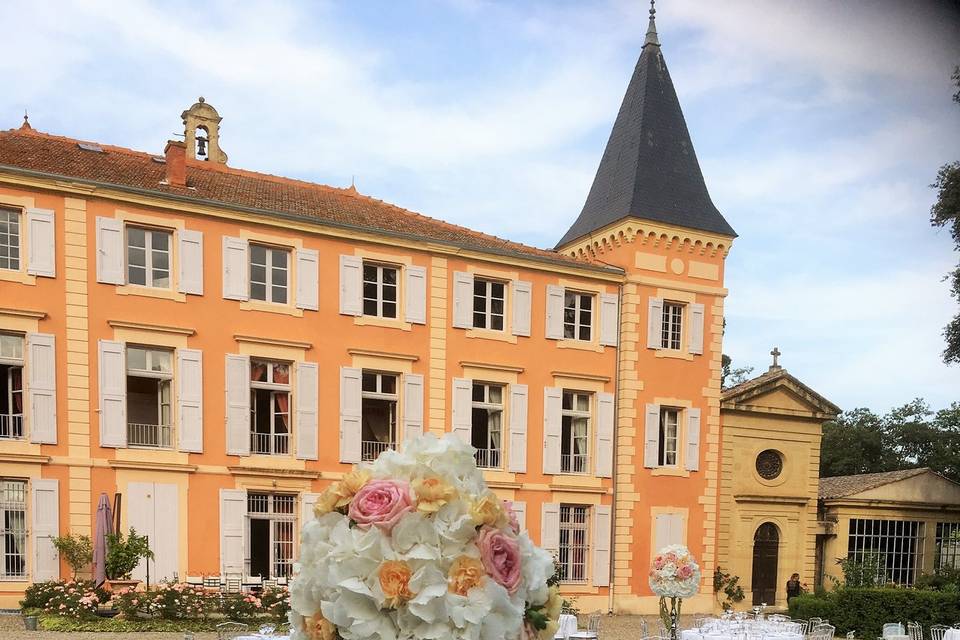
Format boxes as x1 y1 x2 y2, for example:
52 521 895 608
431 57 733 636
289 434 559 640
649 545 701 640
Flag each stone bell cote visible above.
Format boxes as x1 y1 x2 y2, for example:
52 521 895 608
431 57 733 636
181 97 228 164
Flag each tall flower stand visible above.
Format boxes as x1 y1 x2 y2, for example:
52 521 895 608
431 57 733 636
660 595 682 640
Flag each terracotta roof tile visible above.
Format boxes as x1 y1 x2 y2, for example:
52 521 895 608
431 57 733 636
818 468 931 499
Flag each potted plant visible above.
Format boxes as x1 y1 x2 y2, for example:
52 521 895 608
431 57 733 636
52 533 94 578
105 528 153 590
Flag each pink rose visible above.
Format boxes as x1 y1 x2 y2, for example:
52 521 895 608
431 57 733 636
502 500 521 534
348 479 414 532
677 565 693 579
476 526 522 594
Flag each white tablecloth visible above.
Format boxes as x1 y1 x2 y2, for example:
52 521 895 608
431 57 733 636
942 632 960 640
554 613 578 639
682 631 803 640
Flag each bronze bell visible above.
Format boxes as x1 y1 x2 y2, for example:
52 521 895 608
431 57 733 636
196 135 208 158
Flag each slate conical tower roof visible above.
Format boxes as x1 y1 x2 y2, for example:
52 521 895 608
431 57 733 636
556 3 735 248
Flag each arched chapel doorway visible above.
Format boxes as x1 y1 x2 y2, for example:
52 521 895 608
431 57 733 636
751 522 780 605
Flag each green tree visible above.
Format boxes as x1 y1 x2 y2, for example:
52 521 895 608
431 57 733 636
820 407 891 477
721 354 754 388
931 66 960 364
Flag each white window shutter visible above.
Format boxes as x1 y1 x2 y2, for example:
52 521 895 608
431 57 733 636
219 488 246 575
301 493 320 525
540 502 560 555
96 216 124 285
403 373 424 442
295 248 319 311
225 354 250 456
26 208 55 277
688 303 705 355
339 367 362 462
451 377 472 443
644 403 661 468
296 362 319 460
685 408 701 472
177 349 203 453
98 340 126 448
178 229 204 295
511 500 526 532
545 285 564 339
600 292 619 346
542 387 562 474
31 478 59 581
221 236 248 301
508 384 528 473
339 255 362 316
511 280 532 337
654 513 672 553
595 392 614 478
27 333 56 444
592 504 612 587
647 297 664 349
452 271 474 328
404 265 427 324
671 513 686 546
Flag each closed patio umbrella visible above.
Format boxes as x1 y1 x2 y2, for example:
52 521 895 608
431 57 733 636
93 493 113 587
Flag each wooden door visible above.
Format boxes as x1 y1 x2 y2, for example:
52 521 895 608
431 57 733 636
752 522 779 605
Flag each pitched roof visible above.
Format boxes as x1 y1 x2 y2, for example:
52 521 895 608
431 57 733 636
818 468 932 499
721 366 841 418
556 28 736 248
0 126 620 274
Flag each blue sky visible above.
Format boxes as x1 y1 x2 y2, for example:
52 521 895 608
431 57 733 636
3 0 959 412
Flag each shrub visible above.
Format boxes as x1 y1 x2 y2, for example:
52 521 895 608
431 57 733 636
21 581 62 610
38 614 221 632
105 528 154 580
260 586 290 622
41 579 103 619
914 567 960 592
221 592 263 620
788 593 837 621
113 583 209 620
51 534 93 578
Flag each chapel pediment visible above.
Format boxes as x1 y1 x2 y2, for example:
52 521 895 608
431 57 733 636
721 367 840 420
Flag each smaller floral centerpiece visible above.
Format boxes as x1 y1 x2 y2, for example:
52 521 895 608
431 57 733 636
649 544 701 640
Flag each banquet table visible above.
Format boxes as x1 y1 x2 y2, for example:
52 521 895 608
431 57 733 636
682 626 804 640
943 631 960 640
554 613 579 639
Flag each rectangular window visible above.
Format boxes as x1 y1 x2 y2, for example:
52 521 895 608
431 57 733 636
0 208 20 271
247 493 295 579
563 291 593 341
558 504 589 583
561 390 591 473
661 302 683 350
471 382 503 468
126 226 172 288
126 346 173 448
847 518 924 586
362 263 398 318
0 335 24 441
250 360 291 455
361 371 398 461
472 279 505 331
250 244 289 304
0 479 27 579
658 407 680 467
935 522 960 570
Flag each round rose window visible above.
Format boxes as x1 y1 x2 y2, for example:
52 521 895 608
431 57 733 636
756 450 784 480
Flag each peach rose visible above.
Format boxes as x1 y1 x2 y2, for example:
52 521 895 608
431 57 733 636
476 526 521 593
413 476 456 514
313 488 340 517
348 479 413 532
332 469 372 508
379 560 415 608
448 556 486 596
470 492 506 528
306 612 337 640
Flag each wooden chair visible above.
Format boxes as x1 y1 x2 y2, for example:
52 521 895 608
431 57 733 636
203 575 222 591
216 621 248 640
224 576 242 594
262 578 278 590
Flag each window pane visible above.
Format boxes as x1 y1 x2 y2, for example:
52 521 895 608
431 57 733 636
127 227 145 248
580 295 592 311
271 249 287 268
380 375 397 395
382 302 396 318
152 350 172 373
362 372 377 392
151 231 169 251
382 284 396 302
472 384 484 402
491 282 504 298
128 246 146 268
474 281 485 296
251 282 266 301
564 325 575 339
153 271 169 288
272 285 287 304
127 347 146 371
473 312 486 328
564 292 576 307
152 250 169 272
576 394 590 412
474 296 486 313
363 282 377 299
251 264 266 284
488 385 502 404
491 315 503 331
382 268 397 285
579 325 590 341
363 299 378 316
562 392 572 411
0 334 23 359
250 244 266 265
363 265 377 281
491 298 503 315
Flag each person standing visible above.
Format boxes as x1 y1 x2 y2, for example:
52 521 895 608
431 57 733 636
786 573 803 602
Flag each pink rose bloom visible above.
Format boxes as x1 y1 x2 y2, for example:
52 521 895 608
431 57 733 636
654 557 665 570
476 525 522 594
677 564 693 579
502 500 521 534
348 479 414 532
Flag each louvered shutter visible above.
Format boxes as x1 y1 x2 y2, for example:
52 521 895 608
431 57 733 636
27 333 56 444
96 216 124 285
220 489 246 575
545 285 564 339
542 387 562 474
339 367 362 462
339 255 362 316
152 483 179 581
600 292 619 346
403 373 424 442
647 297 664 349
688 303 705 355
301 493 320 526
685 408 701 472
540 503 560 555
127 482 152 581
654 513 672 553
451 378 472 443
511 280 532 337
592 504 612 587
508 384 528 473
31 478 59 581
177 348 203 453
296 362 319 460
98 340 126 448
452 271 474 328
221 236 248 300
178 229 204 295
511 501 526 532
225 354 250 456
296 248 319 311
404 265 427 324
26 208 55 277
644 403 661 468
595 392 614 478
